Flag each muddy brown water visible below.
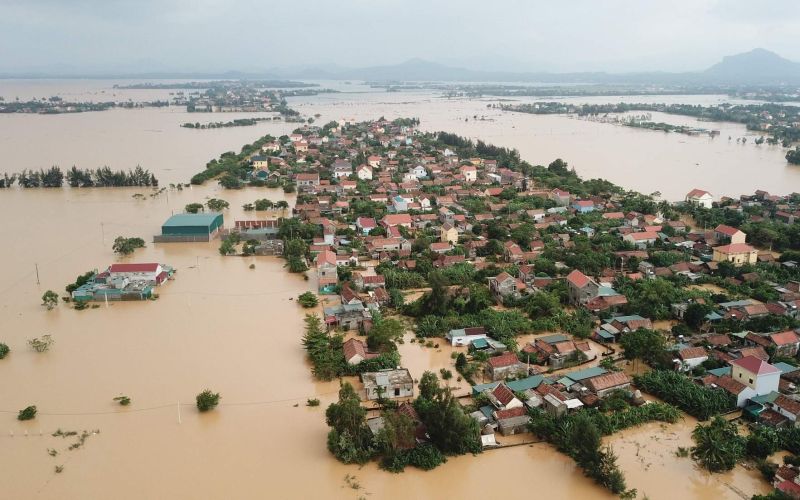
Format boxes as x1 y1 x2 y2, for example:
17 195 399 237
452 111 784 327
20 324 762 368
0 80 776 499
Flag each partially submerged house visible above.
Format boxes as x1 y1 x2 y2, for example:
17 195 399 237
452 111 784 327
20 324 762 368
361 368 414 400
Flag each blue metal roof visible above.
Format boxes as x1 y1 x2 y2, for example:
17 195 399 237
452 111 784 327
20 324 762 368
774 362 799 374
708 367 731 377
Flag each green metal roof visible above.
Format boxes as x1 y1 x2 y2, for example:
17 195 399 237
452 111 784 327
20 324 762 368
162 213 222 227
471 338 489 349
508 375 544 392
471 382 500 396
708 367 731 377
750 391 781 405
563 366 607 381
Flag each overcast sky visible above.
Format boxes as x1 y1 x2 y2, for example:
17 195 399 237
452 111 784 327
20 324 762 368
2 0 800 74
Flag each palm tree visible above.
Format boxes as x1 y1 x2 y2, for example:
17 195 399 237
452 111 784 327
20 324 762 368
691 416 744 472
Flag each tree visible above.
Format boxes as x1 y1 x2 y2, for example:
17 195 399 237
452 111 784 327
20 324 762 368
367 317 404 352
691 416 744 472
112 236 146 255
422 271 449 316
326 382 374 464
185 203 204 214
413 371 481 455
18 406 37 421
206 198 229 211
41 290 59 310
684 302 711 330
196 389 221 412
620 328 669 369
298 291 318 308
746 425 780 459
0 343 9 359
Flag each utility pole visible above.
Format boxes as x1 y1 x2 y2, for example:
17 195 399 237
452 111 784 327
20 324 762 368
35 263 40 285
177 401 182 424
101 222 105 245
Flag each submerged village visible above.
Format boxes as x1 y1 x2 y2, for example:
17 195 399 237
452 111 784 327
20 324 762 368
4 115 800 499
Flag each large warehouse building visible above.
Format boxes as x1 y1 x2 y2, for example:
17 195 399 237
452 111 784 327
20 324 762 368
155 213 224 242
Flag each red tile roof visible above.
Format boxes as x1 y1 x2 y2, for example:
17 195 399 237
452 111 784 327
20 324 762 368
488 352 521 369
731 355 780 375
585 372 630 392
771 330 800 346
491 383 516 406
495 406 527 420
713 375 747 395
714 243 756 254
775 395 800 417
108 263 159 273
566 269 591 288
679 347 708 360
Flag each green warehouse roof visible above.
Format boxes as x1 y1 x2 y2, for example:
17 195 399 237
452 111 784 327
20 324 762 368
162 213 223 227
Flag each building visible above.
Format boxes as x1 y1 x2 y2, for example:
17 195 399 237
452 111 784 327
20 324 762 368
677 346 708 371
772 395 800 427
715 224 747 245
584 372 631 398
356 164 373 180
343 338 377 365
155 213 224 242
712 243 758 266
361 369 414 400
685 188 713 208
770 330 800 357
72 263 174 301
486 352 527 381
489 271 526 300
459 164 477 182
316 250 338 293
445 327 487 346
566 269 599 306
440 223 458 244
623 232 658 249
727 355 781 406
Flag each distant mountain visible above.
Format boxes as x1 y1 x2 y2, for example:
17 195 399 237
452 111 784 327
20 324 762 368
4 49 800 85
703 48 800 83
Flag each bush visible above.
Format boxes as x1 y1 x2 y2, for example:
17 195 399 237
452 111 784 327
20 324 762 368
306 398 320 407
0 343 9 359
18 406 37 421
42 290 59 310
112 236 146 255
298 291 319 308
28 335 54 353
633 370 735 420
196 389 221 412
113 396 131 406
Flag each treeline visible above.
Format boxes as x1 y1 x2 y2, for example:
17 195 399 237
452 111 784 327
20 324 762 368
0 165 158 188
181 118 271 129
633 370 736 420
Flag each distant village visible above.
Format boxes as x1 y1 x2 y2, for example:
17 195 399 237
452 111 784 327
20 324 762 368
178 116 800 494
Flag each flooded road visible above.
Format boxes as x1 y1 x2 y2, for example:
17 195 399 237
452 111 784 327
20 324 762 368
0 79 779 499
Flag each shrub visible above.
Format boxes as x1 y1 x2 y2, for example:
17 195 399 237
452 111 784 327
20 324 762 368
298 291 319 308
0 343 9 359
196 389 221 412
28 335 54 353
113 396 131 406
42 290 59 310
18 406 37 421
307 398 320 407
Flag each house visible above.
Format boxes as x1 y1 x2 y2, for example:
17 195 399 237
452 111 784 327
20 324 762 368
353 273 386 291
356 164 373 180
584 372 631 398
550 189 571 206
772 395 800 427
715 224 747 245
381 214 413 229
323 303 370 331
489 271 526 300
494 406 530 436
524 334 592 369
343 338 377 365
484 382 524 411
727 355 781 406
296 172 320 188
623 232 658 249
686 188 713 208
411 165 427 178
361 369 414 400
459 164 477 182
677 347 708 371
315 250 338 292
107 263 165 283
571 200 595 213
440 222 458 244
712 243 758 266
770 330 800 357
446 327 487 346
486 352 528 381
355 217 377 235
566 269 599 306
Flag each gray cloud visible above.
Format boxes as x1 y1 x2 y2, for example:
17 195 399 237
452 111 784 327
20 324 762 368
2 0 799 74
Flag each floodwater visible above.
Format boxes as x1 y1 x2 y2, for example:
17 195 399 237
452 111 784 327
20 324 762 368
0 79 778 499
